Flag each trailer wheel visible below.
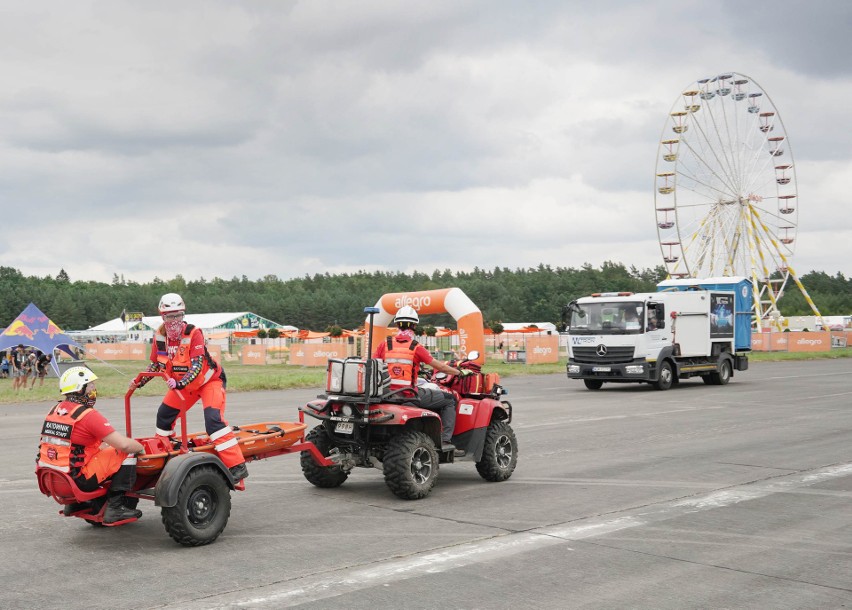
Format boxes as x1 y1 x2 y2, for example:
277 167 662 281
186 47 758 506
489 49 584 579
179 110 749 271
584 379 604 390
476 421 518 482
300 426 349 488
709 359 732 385
161 465 231 547
383 430 438 500
653 361 673 391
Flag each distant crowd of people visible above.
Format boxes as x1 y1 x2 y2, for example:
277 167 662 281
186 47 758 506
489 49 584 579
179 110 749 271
0 344 53 391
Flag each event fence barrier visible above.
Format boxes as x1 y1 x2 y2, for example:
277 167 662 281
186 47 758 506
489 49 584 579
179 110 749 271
749 331 841 353
82 331 847 366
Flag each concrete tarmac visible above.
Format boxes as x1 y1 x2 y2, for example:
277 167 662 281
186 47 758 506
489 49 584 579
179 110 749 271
1 358 850 609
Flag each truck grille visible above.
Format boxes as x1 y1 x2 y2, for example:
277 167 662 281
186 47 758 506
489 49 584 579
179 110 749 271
572 346 635 364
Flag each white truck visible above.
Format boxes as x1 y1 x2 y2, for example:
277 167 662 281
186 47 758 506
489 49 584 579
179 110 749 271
564 277 752 391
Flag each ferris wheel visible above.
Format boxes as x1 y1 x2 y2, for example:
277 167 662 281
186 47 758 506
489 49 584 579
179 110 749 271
654 72 818 324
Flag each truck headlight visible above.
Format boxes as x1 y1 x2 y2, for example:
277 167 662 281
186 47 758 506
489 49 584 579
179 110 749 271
625 365 644 374
568 365 580 374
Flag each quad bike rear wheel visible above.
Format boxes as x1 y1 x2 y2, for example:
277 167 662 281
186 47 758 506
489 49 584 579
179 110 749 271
476 421 518 482
300 426 349 488
383 430 439 500
161 465 231 547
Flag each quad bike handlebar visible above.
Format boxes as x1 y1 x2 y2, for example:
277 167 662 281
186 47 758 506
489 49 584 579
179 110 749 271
124 371 189 449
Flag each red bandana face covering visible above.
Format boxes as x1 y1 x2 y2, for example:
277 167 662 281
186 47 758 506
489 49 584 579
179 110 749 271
396 329 415 341
165 319 185 341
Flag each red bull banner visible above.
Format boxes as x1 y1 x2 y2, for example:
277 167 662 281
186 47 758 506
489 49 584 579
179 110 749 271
524 335 559 364
289 342 350 366
84 343 148 360
240 345 267 365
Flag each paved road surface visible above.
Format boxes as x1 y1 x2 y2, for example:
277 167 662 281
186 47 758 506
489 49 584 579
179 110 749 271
1 359 850 609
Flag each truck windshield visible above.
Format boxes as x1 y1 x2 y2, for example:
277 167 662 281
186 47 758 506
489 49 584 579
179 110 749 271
569 302 645 335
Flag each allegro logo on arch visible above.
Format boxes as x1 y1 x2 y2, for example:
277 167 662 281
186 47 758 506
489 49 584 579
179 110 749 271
394 295 432 310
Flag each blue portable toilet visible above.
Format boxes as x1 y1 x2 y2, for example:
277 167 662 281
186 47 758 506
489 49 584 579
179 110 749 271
656 277 752 351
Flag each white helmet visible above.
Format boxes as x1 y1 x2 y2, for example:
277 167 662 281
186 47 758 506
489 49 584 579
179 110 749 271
394 305 419 326
60 366 98 395
159 293 186 314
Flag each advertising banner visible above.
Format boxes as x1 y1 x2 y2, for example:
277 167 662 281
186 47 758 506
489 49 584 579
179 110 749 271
524 335 559 364
769 333 789 352
710 293 735 339
206 344 222 362
787 332 831 353
290 342 349 366
84 343 148 361
750 333 768 351
240 345 267 365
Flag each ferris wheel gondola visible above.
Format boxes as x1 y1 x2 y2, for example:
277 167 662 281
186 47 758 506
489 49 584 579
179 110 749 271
653 72 822 326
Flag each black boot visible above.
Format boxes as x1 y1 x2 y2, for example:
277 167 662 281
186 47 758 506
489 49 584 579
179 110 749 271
103 494 142 524
63 501 92 516
229 462 249 481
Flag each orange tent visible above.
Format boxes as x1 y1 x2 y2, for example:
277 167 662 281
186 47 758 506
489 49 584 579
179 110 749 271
233 330 259 338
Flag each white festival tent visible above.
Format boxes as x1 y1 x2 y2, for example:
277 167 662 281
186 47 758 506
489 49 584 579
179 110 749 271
69 313 297 343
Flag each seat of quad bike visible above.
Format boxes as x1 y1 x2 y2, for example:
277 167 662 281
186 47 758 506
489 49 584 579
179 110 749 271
381 386 420 405
36 467 108 505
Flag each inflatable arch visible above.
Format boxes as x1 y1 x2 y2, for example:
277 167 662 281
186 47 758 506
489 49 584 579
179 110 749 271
366 288 484 366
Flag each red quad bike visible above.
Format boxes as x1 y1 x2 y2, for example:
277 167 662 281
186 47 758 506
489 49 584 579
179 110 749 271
36 371 334 546
299 306 518 500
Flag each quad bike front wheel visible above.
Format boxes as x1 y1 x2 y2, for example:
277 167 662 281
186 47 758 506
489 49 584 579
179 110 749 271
476 421 518 482
383 430 439 500
160 465 231 547
300 426 349 488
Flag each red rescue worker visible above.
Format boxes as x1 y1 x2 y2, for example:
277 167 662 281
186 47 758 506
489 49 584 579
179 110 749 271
130 293 248 481
373 306 470 455
38 366 144 523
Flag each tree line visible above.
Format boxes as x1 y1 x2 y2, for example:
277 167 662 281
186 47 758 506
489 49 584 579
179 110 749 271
1 264 850 332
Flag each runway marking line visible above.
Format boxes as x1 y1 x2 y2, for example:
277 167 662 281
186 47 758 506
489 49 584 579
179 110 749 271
165 461 852 609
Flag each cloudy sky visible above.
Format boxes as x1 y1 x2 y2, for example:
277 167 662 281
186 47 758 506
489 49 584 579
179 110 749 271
2 0 850 284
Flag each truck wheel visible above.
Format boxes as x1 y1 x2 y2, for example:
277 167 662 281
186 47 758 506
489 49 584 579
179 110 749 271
383 430 439 500
476 421 518 482
300 426 349 488
161 465 231 547
653 361 673 391
584 379 604 390
709 359 732 385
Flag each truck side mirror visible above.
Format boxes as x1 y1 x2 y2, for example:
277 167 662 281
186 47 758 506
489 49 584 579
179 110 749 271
562 301 583 326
